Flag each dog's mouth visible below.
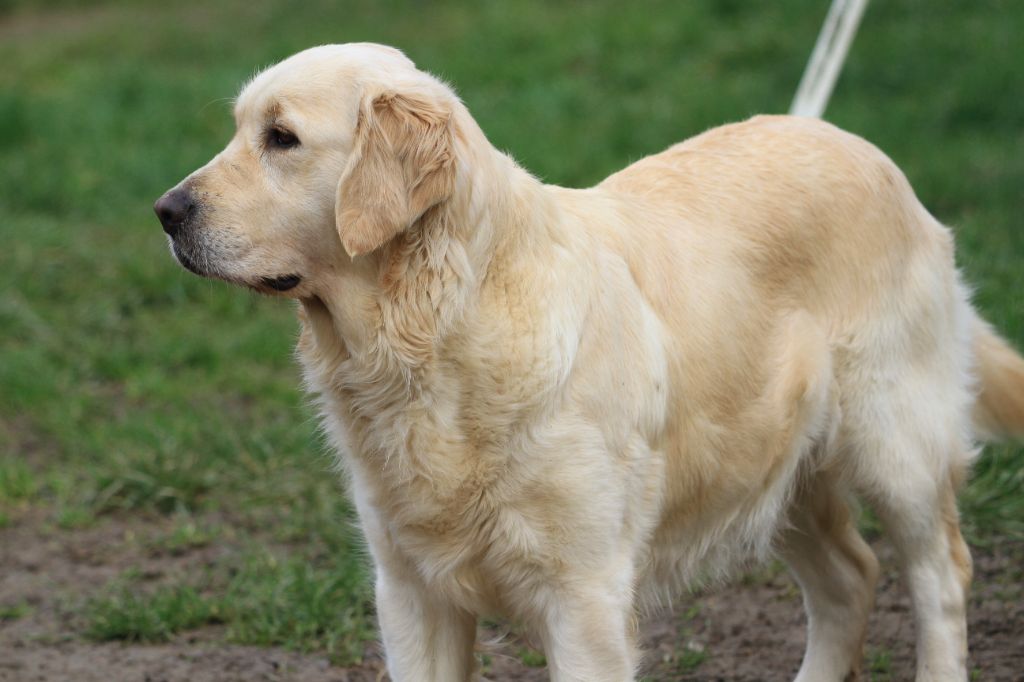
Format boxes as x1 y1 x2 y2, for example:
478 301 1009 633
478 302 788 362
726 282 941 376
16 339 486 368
171 241 206 276
170 238 302 293
260 274 302 292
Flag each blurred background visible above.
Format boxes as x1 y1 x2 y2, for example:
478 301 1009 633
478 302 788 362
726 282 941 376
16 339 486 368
1 1 1021 680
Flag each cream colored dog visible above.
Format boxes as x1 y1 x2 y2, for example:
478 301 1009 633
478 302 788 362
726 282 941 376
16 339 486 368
155 44 1024 681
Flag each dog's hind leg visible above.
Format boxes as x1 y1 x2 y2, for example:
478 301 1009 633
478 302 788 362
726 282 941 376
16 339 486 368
779 473 879 682
868 466 972 681
841 372 974 681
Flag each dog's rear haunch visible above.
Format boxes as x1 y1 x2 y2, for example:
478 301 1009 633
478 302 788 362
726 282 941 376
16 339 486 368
156 44 1024 681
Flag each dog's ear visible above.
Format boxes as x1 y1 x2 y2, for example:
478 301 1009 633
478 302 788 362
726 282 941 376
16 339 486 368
336 91 456 258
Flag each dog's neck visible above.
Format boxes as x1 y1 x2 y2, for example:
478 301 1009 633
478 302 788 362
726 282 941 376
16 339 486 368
297 117 557 397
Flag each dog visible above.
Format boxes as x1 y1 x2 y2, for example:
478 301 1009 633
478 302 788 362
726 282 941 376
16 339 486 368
155 43 1024 681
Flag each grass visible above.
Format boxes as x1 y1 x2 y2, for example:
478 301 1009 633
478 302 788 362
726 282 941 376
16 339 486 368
868 647 893 681
0 602 32 622
147 516 221 555
1 0 1021 666
219 550 375 663
517 646 548 668
672 605 709 675
0 456 37 503
83 547 374 662
673 647 709 675
85 584 217 643
960 443 1024 542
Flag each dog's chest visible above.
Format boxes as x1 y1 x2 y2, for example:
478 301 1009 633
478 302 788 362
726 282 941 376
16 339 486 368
336 397 541 611
327 351 611 604
296 264 664 608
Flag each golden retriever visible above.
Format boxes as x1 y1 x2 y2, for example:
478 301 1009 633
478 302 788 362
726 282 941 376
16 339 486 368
155 44 1024 681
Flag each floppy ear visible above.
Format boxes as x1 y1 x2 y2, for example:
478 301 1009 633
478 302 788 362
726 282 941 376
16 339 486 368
336 91 456 257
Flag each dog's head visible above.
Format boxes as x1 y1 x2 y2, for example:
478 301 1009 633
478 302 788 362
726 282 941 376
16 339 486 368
154 43 459 296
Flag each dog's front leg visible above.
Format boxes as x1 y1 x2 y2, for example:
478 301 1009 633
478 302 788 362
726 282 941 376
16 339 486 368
376 566 478 682
535 572 638 682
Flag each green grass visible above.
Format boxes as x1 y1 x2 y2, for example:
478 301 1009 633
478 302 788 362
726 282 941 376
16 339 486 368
672 605 709 674
219 550 374 663
960 444 1024 542
84 547 374 662
0 602 32 622
517 646 548 668
147 516 221 555
0 457 37 503
869 647 893 681
673 647 709 674
86 584 217 643
1 0 1022 665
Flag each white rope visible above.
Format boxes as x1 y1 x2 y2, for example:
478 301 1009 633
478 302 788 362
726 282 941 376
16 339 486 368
790 0 869 118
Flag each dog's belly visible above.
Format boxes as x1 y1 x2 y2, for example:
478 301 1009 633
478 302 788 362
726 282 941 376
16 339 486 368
639 309 837 595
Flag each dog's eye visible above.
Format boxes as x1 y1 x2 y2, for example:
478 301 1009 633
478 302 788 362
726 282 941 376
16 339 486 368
267 127 300 150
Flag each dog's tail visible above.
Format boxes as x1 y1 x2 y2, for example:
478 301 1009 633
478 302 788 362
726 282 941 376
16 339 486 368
972 317 1024 442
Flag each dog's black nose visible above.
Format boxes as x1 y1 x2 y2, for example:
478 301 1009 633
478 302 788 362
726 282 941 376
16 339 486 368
154 188 195 237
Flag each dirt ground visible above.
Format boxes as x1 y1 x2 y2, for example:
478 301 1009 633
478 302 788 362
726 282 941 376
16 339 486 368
1 512 1021 681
